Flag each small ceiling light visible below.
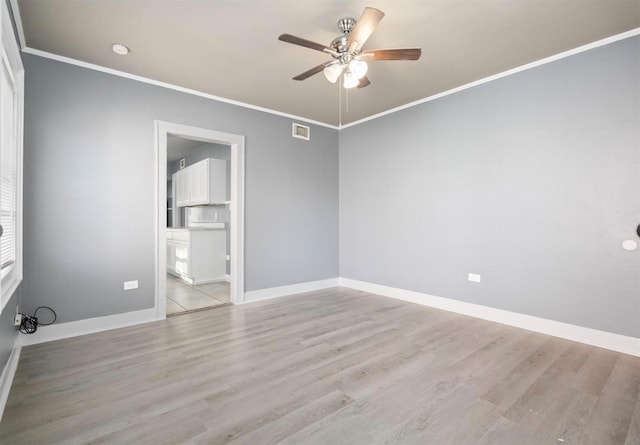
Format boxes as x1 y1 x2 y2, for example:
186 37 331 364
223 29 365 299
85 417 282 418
323 62 344 83
111 43 130 56
343 71 359 89
349 59 368 80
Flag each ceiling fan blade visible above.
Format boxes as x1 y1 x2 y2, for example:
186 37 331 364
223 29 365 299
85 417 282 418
292 62 332 81
361 48 422 60
347 7 385 53
357 75 371 88
279 34 332 54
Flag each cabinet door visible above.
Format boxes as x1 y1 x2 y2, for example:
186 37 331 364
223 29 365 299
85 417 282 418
166 241 176 272
174 242 190 276
189 160 209 205
176 169 190 207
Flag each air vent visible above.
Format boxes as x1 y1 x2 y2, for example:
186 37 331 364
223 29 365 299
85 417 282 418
292 123 310 141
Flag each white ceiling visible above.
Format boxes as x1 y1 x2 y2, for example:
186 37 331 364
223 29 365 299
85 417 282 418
14 0 640 127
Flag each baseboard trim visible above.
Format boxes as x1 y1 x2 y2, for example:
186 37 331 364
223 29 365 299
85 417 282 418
19 308 158 346
191 277 227 285
14 277 637 356
0 344 21 422
339 278 640 357
225 274 231 283
243 278 340 303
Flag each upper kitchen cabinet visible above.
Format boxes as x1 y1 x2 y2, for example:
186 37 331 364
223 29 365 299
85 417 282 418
176 158 227 207
174 168 190 207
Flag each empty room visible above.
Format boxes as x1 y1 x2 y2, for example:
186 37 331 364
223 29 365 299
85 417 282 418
0 1 639 444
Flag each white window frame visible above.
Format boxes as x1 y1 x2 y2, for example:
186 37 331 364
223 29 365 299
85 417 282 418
0 0 23 313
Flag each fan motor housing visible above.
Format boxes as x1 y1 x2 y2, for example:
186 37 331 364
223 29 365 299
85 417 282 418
331 17 357 55
337 17 356 34
331 35 349 54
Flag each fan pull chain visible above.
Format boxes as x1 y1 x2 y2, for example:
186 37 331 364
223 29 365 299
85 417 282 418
338 77 342 126
346 85 349 113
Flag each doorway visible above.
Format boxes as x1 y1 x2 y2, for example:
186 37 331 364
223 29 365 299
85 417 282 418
155 121 245 320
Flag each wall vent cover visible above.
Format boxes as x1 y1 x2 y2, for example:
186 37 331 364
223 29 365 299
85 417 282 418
292 123 310 141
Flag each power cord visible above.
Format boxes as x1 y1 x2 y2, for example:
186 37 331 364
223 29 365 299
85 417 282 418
19 306 56 334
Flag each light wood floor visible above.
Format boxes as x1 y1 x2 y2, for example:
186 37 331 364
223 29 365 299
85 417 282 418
2 287 639 444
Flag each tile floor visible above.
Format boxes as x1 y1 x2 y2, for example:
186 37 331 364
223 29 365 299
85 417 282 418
166 274 230 316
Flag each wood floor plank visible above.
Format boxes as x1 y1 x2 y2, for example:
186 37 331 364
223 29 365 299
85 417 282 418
529 387 598 445
581 388 636 445
572 348 619 396
625 399 640 445
225 390 354 445
1 287 639 444
480 336 569 410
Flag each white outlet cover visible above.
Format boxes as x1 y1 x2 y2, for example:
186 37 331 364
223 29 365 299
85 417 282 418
622 240 638 251
468 273 481 283
124 280 139 290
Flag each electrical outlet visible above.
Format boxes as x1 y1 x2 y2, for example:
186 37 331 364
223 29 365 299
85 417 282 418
468 273 481 283
124 280 139 290
14 306 21 326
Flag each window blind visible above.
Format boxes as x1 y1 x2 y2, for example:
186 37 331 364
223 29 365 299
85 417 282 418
0 52 17 275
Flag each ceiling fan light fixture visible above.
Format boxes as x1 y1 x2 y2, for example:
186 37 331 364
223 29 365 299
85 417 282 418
280 7 420 90
343 71 360 89
323 62 343 83
349 59 368 80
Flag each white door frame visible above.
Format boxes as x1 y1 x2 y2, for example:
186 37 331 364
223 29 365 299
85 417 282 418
155 121 245 319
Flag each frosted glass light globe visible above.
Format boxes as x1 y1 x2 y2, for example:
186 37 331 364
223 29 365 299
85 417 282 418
349 59 368 80
323 63 343 83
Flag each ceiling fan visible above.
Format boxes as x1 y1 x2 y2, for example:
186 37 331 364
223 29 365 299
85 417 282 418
279 7 421 89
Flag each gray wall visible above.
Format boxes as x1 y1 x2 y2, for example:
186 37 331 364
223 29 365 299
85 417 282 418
18 35 639 338
339 37 640 337
168 142 230 177
22 54 339 323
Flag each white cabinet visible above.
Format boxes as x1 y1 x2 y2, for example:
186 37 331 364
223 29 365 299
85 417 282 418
166 241 176 274
189 160 207 204
176 158 226 207
166 228 226 284
174 169 190 207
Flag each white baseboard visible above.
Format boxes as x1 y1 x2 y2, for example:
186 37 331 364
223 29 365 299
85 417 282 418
16 278 339 346
225 274 231 283
243 278 340 303
0 344 21 422
15 277 637 357
339 278 640 357
191 276 227 285
19 308 159 346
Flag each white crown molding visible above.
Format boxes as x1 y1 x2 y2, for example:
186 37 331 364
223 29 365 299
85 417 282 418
20 47 339 131
7 0 25 49
0 344 21 422
7 0 639 132
19 308 158 346
340 27 640 129
339 278 640 357
243 278 340 303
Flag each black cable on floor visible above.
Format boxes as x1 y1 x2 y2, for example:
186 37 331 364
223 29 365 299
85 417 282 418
19 306 56 334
